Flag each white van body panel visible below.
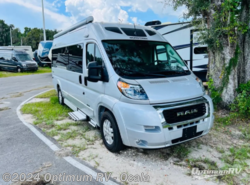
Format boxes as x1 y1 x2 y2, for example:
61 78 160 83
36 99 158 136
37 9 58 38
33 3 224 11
0 46 33 59
51 20 214 149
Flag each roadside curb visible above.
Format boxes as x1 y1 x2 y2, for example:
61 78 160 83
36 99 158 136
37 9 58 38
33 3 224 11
16 89 118 185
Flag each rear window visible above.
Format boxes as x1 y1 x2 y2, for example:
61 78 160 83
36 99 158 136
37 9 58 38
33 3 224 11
121 28 146 37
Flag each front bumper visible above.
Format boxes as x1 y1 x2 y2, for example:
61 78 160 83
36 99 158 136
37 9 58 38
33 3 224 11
22 67 38 71
112 95 214 148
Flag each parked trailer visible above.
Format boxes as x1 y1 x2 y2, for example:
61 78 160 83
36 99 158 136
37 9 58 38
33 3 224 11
51 16 214 153
37 41 53 67
145 21 208 82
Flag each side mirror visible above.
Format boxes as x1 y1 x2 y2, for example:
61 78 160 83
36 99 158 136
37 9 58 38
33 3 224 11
87 61 103 82
12 57 18 61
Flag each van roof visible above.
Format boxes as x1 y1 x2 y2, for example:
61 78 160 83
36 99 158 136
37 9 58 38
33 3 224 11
0 49 28 54
52 22 167 49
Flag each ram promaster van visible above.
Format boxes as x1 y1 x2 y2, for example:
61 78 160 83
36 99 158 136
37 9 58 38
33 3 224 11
51 16 214 153
0 49 38 72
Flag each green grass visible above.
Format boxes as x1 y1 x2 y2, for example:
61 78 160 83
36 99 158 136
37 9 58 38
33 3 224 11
58 130 80 141
36 89 57 98
21 96 71 125
0 67 51 78
171 144 191 160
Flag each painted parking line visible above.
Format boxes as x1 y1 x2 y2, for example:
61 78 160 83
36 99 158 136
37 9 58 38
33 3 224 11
16 89 119 185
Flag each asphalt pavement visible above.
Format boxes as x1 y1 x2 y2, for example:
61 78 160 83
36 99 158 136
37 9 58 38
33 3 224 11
0 73 102 185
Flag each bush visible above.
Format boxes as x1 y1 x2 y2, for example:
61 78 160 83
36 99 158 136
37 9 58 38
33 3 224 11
230 81 250 118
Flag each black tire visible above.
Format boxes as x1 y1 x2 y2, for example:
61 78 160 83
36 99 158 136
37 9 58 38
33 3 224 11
57 87 64 105
100 111 123 153
16 67 22 73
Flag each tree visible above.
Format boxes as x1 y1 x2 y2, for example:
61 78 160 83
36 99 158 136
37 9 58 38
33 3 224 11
0 19 58 51
0 20 11 46
169 0 250 107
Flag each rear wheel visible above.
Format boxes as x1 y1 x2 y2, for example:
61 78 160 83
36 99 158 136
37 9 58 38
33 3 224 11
58 88 64 105
100 111 123 153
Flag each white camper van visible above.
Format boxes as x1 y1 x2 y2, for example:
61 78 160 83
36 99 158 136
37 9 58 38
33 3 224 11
51 16 214 152
145 21 208 82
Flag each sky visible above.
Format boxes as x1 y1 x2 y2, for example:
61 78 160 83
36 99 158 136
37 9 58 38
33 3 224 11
0 0 187 33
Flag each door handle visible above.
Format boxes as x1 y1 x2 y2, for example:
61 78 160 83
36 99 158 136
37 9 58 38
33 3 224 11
84 77 88 86
79 75 82 84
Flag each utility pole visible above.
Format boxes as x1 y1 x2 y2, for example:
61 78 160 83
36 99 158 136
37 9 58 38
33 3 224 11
41 0 46 41
21 37 22 46
10 28 12 46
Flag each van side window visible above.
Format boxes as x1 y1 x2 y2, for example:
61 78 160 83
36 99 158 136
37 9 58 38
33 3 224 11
67 45 83 73
53 47 68 68
86 43 104 67
52 48 60 67
95 47 104 66
194 47 208 54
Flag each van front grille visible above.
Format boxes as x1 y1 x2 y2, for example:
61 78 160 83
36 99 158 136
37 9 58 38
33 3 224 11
163 103 206 124
27 64 37 68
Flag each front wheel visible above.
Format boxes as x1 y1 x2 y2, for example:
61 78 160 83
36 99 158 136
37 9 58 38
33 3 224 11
17 67 22 73
100 111 123 153
58 88 64 105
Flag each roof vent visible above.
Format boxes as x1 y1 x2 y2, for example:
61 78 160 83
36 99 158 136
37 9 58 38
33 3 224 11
121 28 146 37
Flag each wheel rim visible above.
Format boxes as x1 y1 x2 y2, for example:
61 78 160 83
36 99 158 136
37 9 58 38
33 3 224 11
103 119 114 145
59 90 62 103
17 68 21 72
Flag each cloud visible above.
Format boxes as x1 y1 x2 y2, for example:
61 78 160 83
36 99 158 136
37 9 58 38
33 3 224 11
65 0 187 23
65 0 129 23
0 0 73 31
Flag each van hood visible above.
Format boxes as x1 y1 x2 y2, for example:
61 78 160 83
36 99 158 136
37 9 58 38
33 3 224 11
21 61 37 64
136 75 204 104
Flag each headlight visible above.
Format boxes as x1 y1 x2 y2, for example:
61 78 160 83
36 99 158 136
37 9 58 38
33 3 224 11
196 77 205 92
22 64 26 67
117 80 148 100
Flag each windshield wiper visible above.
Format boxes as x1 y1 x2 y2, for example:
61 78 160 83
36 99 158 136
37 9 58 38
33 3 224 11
116 68 167 77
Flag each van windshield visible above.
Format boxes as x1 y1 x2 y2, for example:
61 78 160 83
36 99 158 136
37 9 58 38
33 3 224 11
102 40 190 79
16 54 32 61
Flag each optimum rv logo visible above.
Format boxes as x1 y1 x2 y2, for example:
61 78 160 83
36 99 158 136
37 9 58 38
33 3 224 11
177 109 198 117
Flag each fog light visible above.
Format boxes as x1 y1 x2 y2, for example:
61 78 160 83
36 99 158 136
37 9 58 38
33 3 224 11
135 140 148 146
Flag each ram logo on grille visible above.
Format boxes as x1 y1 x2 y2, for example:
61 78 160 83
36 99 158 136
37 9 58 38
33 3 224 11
177 109 198 117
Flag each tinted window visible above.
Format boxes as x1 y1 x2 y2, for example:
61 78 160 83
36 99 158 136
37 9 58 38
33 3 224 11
52 47 68 68
194 47 207 54
105 27 122 34
15 54 31 61
102 40 189 79
86 44 95 66
67 45 83 73
95 47 104 66
86 43 104 67
145 30 156 36
121 28 146 37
